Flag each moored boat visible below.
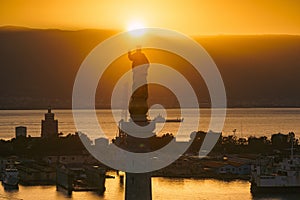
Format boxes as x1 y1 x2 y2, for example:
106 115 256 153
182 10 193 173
2 159 19 190
250 137 300 194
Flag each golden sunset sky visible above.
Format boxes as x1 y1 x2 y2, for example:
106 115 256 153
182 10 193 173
1 0 300 35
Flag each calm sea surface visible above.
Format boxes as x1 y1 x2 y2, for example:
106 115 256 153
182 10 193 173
0 175 299 200
0 108 299 140
0 108 300 199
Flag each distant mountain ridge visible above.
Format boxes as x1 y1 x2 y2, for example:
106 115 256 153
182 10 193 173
0 26 299 109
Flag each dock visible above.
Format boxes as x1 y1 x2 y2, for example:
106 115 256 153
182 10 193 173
56 164 106 195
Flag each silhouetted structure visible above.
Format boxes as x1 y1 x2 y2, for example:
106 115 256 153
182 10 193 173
15 126 27 139
41 107 58 138
128 48 150 122
125 48 152 200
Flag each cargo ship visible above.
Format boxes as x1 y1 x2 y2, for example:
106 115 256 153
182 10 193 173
153 114 184 123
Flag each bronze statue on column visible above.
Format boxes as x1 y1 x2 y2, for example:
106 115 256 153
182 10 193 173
128 48 150 123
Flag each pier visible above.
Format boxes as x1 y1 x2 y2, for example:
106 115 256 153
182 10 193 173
56 164 106 195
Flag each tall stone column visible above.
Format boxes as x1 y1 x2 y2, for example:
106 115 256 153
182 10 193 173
125 48 152 200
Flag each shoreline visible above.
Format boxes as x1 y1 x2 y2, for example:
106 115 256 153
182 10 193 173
1 107 300 111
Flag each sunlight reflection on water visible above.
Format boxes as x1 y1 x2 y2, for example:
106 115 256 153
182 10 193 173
0 108 300 140
1 177 298 200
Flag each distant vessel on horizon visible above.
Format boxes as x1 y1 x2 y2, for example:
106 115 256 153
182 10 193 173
153 114 184 123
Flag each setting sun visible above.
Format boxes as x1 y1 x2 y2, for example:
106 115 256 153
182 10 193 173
126 20 147 36
0 1 300 200
1 1 300 35
126 21 146 31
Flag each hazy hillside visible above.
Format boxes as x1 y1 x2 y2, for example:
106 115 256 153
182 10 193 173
196 35 300 107
0 27 299 109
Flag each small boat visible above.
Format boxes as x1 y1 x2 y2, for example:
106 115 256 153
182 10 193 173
153 114 184 123
2 159 19 189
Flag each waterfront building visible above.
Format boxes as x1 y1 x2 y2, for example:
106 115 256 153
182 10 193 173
203 160 251 175
15 126 27 139
41 107 58 138
43 154 99 165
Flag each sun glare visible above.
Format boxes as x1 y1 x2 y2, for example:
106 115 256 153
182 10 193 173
127 21 146 31
126 21 147 36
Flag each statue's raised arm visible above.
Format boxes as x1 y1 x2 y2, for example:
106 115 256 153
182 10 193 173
128 48 149 69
